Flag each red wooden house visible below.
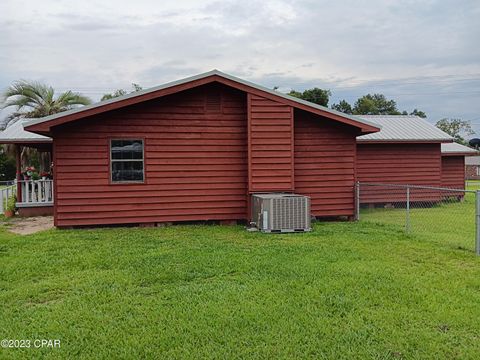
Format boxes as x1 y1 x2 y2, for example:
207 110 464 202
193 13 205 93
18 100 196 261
23 70 380 227
441 142 477 189
356 115 453 203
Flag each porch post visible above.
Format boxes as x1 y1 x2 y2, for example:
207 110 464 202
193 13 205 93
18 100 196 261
15 144 22 202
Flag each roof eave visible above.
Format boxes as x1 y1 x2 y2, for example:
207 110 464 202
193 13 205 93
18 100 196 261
357 128 381 135
0 139 52 144
357 138 453 144
442 151 479 157
25 70 381 135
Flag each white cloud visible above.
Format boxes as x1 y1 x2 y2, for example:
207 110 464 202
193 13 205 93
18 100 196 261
1 0 480 128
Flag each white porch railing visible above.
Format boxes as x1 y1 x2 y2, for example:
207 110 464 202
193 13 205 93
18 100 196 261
18 179 54 206
0 184 16 213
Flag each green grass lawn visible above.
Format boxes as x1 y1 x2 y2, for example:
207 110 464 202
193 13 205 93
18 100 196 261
466 180 480 191
1 216 480 359
0 182 15 189
360 192 476 252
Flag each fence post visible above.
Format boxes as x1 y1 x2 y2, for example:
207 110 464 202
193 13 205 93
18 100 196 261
0 188 3 213
476 191 480 256
406 186 411 233
355 181 360 221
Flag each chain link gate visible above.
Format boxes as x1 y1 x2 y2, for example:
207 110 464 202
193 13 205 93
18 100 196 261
355 182 480 256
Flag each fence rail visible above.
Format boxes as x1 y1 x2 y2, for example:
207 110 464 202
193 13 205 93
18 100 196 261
359 182 476 193
0 180 15 187
0 184 16 213
356 182 480 256
18 180 54 205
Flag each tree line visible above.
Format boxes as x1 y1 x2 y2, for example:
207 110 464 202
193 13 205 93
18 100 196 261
286 87 473 145
287 87 427 118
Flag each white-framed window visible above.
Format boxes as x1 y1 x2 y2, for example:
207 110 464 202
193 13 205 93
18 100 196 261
476 166 480 176
110 139 144 183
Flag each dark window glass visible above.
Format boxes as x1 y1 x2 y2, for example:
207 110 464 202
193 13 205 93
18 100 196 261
111 140 144 182
111 140 143 160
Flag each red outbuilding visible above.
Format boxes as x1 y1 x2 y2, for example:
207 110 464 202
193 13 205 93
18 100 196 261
441 142 478 190
356 115 453 203
23 70 380 227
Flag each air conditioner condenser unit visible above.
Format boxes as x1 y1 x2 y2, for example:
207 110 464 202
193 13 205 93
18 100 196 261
251 194 311 233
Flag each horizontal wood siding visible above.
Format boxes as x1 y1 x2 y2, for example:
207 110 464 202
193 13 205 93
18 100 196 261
248 94 294 192
294 110 357 217
357 143 442 203
441 156 465 190
53 84 248 227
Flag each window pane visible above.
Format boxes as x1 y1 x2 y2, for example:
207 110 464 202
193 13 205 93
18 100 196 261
111 139 144 182
112 161 144 182
111 140 143 160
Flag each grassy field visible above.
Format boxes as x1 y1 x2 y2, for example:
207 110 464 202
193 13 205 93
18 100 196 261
1 206 480 358
360 191 476 252
466 180 480 189
0 182 15 189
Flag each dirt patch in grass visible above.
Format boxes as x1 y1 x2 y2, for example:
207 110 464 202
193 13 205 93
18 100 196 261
7 216 54 235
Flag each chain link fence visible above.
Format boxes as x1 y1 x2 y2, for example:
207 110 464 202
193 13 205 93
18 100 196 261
355 182 480 255
466 180 480 191
0 180 15 187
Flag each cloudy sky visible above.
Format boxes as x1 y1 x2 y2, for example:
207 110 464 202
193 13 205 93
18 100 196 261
1 0 480 130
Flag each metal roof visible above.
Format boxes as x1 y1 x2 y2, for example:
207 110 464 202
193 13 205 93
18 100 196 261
356 115 452 142
441 142 477 155
466 156 480 165
0 120 52 143
25 69 380 131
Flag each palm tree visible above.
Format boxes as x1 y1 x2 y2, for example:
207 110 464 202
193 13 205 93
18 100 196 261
1 81 92 175
1 80 92 129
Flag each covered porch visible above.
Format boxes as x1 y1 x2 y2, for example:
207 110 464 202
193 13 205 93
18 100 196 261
0 120 53 216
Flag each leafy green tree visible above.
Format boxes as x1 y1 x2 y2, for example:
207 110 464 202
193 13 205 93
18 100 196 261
1 80 91 128
410 109 427 118
353 93 400 115
287 90 302 98
0 148 16 181
132 83 142 92
330 94 427 117
288 88 331 107
331 100 353 114
101 83 143 101
101 89 127 101
435 118 474 145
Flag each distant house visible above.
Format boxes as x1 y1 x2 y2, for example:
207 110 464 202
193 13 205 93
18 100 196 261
356 115 453 203
441 142 477 189
465 156 480 180
15 70 380 227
